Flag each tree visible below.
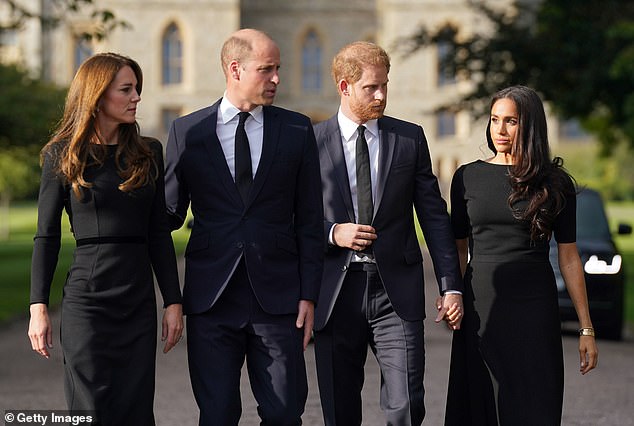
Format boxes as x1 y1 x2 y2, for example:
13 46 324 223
1 0 128 41
397 0 634 154
0 148 35 239
0 63 66 235
0 63 66 152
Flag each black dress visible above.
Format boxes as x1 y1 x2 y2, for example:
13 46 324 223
445 160 576 426
30 140 182 426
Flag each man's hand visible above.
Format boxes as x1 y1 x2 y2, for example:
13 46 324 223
434 293 463 330
296 300 315 350
332 223 377 251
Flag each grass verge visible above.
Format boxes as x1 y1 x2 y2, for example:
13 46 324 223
0 201 190 323
2 201 634 325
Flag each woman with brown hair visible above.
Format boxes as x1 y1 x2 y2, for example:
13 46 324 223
27 52 183 425
444 85 598 425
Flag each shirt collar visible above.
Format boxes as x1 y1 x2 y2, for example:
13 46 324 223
337 109 379 143
220 95 264 124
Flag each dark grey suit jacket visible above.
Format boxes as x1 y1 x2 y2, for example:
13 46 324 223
165 99 323 315
314 115 461 330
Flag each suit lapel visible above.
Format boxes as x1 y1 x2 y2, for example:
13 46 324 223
248 106 280 206
203 100 244 206
324 117 355 222
375 118 396 216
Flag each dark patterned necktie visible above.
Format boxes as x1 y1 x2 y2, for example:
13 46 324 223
356 125 373 225
235 111 252 202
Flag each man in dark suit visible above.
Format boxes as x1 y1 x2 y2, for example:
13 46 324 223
313 41 464 425
164 28 323 425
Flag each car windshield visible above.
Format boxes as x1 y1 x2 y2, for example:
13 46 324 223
576 190 611 240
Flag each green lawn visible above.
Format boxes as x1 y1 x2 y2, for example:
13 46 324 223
0 201 190 323
607 202 634 324
2 201 634 325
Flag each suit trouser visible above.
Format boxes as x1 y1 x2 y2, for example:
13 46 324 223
314 263 426 426
186 260 308 426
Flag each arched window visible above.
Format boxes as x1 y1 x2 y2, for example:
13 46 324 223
74 37 93 72
437 41 455 86
162 23 182 85
302 30 322 93
436 110 456 138
161 107 182 135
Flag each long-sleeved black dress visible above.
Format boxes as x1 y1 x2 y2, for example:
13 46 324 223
445 160 575 426
30 139 182 425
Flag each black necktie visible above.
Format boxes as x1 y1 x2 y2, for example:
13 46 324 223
235 111 252 202
356 125 373 225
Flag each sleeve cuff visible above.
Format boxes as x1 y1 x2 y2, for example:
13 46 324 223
328 223 337 246
439 276 463 294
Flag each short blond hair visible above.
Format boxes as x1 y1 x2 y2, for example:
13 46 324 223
220 28 274 76
331 41 390 87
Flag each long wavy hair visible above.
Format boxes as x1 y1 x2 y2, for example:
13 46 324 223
486 85 574 241
43 52 156 199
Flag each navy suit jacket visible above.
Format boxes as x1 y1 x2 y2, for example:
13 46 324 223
314 115 462 330
165 99 323 315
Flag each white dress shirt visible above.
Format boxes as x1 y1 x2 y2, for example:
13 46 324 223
337 110 380 222
328 110 380 262
217 95 264 180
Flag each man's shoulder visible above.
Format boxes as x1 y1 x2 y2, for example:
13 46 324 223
265 105 311 125
313 115 335 128
173 101 220 127
312 115 337 138
379 115 422 133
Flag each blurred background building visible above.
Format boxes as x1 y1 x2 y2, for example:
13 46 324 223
0 0 592 193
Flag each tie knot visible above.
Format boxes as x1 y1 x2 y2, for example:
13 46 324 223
238 111 250 125
357 125 366 138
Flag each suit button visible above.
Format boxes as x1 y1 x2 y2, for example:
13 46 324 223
342 265 348 271
236 242 244 249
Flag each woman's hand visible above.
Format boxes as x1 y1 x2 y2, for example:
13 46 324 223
434 294 464 330
162 303 184 353
579 335 598 375
28 303 53 359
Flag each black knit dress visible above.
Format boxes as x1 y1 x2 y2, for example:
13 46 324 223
445 160 575 426
30 140 182 426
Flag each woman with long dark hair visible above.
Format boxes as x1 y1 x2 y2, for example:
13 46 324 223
444 85 598 425
27 53 183 425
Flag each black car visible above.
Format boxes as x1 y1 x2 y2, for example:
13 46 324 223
550 188 632 340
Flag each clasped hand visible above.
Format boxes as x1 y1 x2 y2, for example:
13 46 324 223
332 223 377 250
434 294 463 330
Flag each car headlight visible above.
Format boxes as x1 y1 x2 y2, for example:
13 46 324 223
584 255 622 274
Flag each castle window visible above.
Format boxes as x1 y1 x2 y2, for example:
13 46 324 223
437 110 456 138
302 30 322 93
437 41 455 86
162 107 182 135
74 37 93 71
162 23 182 85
